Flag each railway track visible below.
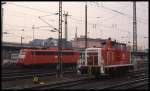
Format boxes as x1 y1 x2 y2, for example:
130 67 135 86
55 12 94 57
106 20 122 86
99 76 148 89
2 67 75 76
2 66 76 76
49 68 148 89
2 66 148 89
3 66 147 82
4 75 95 90
45 74 148 89
56 71 148 89
2 70 76 81
2 66 75 74
29 76 95 89
4 67 148 90
2 70 55 76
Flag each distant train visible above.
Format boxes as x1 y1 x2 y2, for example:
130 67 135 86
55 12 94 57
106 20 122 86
17 48 80 68
78 38 134 77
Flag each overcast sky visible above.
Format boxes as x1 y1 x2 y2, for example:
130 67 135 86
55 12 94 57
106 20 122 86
2 1 148 49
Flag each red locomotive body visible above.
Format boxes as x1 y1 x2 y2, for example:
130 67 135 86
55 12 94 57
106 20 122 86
78 38 134 77
17 48 80 67
101 48 131 66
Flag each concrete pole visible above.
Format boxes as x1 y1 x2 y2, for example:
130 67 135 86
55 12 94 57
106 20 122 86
133 1 137 71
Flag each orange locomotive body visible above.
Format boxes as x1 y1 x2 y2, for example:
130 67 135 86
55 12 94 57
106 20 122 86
17 48 80 67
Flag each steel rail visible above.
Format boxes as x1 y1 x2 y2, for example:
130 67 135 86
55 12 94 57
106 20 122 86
5 76 94 90
99 76 148 89
2 70 75 81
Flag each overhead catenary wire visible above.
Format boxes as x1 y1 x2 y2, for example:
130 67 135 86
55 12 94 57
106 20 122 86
4 29 27 31
5 9 60 25
8 2 57 15
68 3 132 30
94 2 148 24
5 9 40 18
7 2 147 26
69 16 113 29
94 2 127 15
100 4 129 21
3 2 148 44
38 16 58 31
4 24 32 28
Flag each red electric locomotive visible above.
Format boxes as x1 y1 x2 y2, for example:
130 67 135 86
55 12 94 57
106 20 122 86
78 38 134 77
17 48 80 68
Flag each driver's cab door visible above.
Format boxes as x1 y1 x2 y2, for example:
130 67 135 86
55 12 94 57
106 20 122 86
86 49 99 66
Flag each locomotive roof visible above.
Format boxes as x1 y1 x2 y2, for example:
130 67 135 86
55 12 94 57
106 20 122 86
21 48 78 52
21 48 75 50
101 41 126 46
